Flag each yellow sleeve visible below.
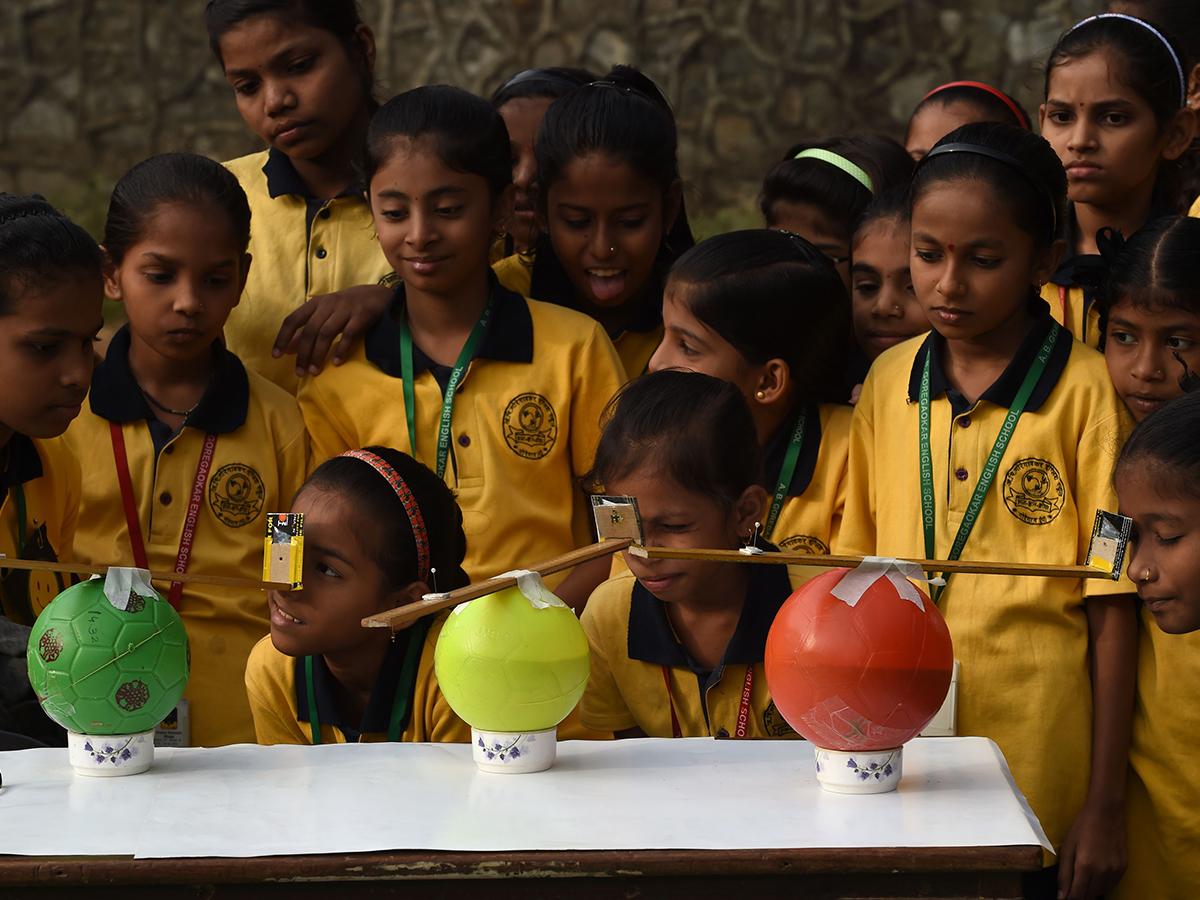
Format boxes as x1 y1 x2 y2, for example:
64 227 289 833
579 592 638 733
58 441 81 564
569 322 626 478
835 378 878 557
244 636 310 745
414 617 471 743
274 408 311 504
297 372 358 466
493 254 533 297
1076 406 1137 598
567 323 626 547
1190 195 1200 218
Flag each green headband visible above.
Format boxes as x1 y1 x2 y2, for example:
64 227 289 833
793 149 873 193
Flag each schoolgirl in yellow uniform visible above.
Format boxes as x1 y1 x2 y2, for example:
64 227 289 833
246 447 468 745
62 155 308 748
493 66 695 380
298 85 625 611
580 371 798 739
1039 14 1196 347
0 196 103 749
1095 220 1200 899
206 0 395 391
648 229 852 581
839 123 1136 900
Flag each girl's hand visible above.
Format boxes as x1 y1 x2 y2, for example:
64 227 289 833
1056 797 1127 900
849 383 862 404
273 283 393 376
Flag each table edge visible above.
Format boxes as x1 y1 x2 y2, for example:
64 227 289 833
0 845 1046 886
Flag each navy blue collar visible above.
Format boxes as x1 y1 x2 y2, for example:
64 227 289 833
627 553 792 668
906 297 1070 415
88 326 250 434
1051 198 1178 288
1 433 43 492
262 147 365 201
763 404 825 498
294 622 426 741
364 270 534 378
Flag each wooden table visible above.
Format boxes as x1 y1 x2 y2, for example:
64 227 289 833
0 845 1042 898
0 739 1047 898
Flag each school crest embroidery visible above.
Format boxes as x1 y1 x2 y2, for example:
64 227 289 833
762 700 797 737
378 271 400 289
208 463 265 528
1003 458 1065 525
503 393 558 460
778 534 830 555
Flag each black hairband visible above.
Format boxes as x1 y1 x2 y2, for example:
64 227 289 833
496 68 588 96
775 229 837 270
916 142 1059 233
0 205 60 229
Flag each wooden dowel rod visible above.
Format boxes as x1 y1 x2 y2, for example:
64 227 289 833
363 539 632 630
0 556 291 591
628 546 1111 579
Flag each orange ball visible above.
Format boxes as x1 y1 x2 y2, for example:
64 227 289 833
764 567 953 751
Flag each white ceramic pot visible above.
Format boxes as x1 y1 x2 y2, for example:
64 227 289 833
68 730 154 777
814 746 902 794
471 727 556 774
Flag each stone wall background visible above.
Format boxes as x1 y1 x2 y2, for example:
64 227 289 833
0 0 1102 236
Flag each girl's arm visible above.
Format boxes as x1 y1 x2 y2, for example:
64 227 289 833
1057 593 1137 900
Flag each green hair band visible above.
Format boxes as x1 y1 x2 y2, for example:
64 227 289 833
793 149 873 193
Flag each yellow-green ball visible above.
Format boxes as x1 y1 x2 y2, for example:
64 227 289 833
434 586 589 733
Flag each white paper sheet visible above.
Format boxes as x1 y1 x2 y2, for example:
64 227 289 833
0 737 1050 859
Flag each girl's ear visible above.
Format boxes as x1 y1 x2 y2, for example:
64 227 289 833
99 246 122 303
1188 64 1200 113
493 183 517 236
1037 103 1048 133
663 178 683 236
1161 107 1198 162
753 359 791 407
353 24 377 78
732 484 769 543
1033 238 1067 289
381 580 428 613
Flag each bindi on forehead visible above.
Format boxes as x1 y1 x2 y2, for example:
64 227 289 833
947 244 955 252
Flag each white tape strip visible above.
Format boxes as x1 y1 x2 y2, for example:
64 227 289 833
103 567 155 611
830 557 945 611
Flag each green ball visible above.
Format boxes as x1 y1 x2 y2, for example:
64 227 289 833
434 585 590 733
27 577 190 735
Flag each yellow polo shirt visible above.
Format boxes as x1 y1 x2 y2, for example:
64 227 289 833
61 327 309 747
1191 194 1199 217
298 274 626 586
1 434 79 626
580 566 801 739
767 403 851 586
1111 609 1200 899
223 149 396 394
493 252 662 379
838 303 1134 855
1040 282 1101 350
244 614 469 744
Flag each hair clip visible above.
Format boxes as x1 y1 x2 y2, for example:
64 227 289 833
1065 14 1186 108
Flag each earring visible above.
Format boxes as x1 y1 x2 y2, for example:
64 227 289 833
609 246 616 253
739 521 765 556
755 390 766 400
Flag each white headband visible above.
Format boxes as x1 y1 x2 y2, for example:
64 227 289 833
1064 13 1186 108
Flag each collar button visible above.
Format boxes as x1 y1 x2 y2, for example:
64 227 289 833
955 468 969 481
959 416 971 428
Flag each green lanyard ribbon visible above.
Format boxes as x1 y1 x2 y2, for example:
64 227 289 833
304 621 428 744
919 325 1060 603
762 410 806 541
400 297 494 478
